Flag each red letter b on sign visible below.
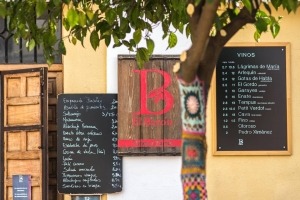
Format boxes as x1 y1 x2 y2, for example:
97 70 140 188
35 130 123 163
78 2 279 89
133 69 174 115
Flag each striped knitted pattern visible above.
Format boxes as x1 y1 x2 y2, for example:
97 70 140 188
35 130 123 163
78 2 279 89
177 76 209 200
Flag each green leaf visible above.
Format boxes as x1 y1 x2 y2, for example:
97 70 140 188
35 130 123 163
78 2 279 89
256 11 271 24
104 35 111 47
132 5 139 24
62 0 70 4
136 47 149 69
120 17 129 31
72 37 77 45
113 34 119 44
86 10 94 20
13 33 20 44
130 39 136 47
171 12 180 29
168 32 177 48
162 21 169 34
185 24 191 38
255 18 268 32
58 40 66 55
78 12 87 27
271 0 281 10
145 10 153 21
106 8 116 25
171 0 179 10
122 40 131 48
0 4 6 18
47 55 55 66
214 14 222 31
113 43 122 48
26 39 35 51
63 18 70 31
49 34 57 46
136 19 146 30
162 32 168 40
178 22 184 33
82 28 87 37
67 9 79 28
156 4 163 18
96 21 111 34
146 39 155 55
242 0 252 13
270 23 280 38
90 30 100 50
263 2 272 14
287 0 297 12
195 0 202 6
43 32 57 46
254 31 261 42
36 0 47 18
133 29 142 44
53 0 60 7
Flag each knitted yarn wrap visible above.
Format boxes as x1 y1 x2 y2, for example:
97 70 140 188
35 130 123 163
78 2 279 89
177 75 210 200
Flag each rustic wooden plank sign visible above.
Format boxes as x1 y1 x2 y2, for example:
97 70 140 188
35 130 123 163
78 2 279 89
118 55 182 156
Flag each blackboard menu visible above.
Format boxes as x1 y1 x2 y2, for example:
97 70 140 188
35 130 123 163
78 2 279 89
216 46 288 151
57 94 122 194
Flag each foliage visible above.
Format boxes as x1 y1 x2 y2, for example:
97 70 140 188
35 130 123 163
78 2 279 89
0 0 298 67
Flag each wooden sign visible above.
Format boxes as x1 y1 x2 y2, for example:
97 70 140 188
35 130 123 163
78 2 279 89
57 94 122 194
212 43 291 155
118 55 182 156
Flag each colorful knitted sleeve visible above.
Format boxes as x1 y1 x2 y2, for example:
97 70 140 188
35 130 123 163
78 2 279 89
177 75 210 200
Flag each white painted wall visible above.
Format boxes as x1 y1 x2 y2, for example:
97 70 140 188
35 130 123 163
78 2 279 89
107 26 191 200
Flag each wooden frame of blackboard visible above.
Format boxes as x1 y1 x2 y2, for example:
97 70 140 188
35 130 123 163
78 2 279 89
211 42 291 156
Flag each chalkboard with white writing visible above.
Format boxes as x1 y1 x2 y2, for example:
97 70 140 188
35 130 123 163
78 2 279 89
57 94 122 194
215 45 291 154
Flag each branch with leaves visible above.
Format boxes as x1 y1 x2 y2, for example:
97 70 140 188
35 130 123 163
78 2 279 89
0 0 298 81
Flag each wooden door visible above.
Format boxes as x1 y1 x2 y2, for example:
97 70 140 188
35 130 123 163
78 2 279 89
48 71 63 200
0 68 48 200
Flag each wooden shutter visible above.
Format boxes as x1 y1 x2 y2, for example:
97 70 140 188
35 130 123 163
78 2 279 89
118 55 181 156
0 68 48 199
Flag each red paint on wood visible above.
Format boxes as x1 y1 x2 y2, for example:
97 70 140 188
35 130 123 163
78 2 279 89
118 139 181 148
132 69 174 115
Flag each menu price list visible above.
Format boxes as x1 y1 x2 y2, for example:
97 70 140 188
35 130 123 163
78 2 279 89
57 94 122 194
216 47 288 151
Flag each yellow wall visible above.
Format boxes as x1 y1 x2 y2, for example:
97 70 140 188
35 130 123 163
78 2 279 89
62 29 107 200
61 6 300 200
207 7 300 199
64 38 107 93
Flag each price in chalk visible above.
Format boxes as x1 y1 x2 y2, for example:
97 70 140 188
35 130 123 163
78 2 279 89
57 94 122 194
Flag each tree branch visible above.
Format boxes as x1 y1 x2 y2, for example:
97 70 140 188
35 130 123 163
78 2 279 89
197 6 261 84
178 0 221 83
189 0 206 38
218 6 259 47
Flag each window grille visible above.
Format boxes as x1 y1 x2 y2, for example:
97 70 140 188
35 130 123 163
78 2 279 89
0 13 62 64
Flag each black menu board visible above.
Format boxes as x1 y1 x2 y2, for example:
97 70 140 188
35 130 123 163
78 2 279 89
57 94 122 194
215 45 290 153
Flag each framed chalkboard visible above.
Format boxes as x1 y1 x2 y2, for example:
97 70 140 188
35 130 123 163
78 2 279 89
212 43 291 155
57 94 122 194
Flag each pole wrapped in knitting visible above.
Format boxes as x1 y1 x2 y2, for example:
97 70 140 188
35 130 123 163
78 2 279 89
177 75 210 200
